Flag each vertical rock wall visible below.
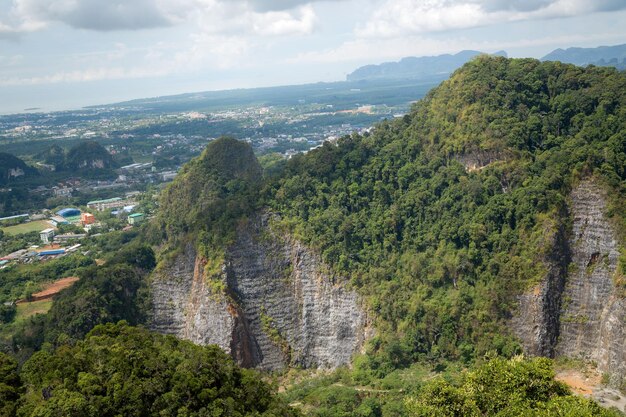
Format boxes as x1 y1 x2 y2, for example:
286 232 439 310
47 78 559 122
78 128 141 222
150 215 370 370
510 223 569 357
150 244 234 353
556 181 626 384
513 180 626 384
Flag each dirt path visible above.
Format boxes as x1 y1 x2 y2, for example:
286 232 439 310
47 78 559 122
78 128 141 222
556 369 599 396
556 369 626 412
17 276 79 303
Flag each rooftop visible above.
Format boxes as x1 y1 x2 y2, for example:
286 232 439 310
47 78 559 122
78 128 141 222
87 197 122 205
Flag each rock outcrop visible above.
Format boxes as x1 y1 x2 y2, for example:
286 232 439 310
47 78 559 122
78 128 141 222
150 214 370 370
556 181 625 384
513 180 625 384
510 222 569 357
150 244 234 353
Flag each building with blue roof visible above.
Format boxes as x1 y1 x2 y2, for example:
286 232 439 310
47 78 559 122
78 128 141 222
56 208 81 218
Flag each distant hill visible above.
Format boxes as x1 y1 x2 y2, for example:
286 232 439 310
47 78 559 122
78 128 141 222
36 145 66 171
346 50 508 81
157 136 262 245
0 153 38 185
65 141 115 171
542 43 626 70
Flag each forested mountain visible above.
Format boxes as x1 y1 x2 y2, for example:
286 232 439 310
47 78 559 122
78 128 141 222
268 56 626 369
542 43 626 70
0 153 38 185
65 141 115 171
346 50 507 81
147 55 626 414
3 56 626 416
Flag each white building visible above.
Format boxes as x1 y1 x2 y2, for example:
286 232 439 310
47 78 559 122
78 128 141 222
40 228 55 244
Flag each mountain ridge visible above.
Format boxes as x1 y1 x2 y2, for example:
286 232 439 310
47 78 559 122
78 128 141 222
346 50 508 81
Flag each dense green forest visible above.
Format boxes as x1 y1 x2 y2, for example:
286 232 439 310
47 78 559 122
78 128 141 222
158 56 626 370
264 56 626 370
3 56 626 415
144 56 626 414
2 322 297 417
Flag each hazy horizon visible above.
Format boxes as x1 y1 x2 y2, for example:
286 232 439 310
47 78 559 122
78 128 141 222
1 0 626 114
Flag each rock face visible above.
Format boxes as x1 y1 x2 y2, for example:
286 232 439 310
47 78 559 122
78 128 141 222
455 151 505 172
556 181 625 384
513 180 625 384
510 223 569 357
150 244 233 353
150 215 370 370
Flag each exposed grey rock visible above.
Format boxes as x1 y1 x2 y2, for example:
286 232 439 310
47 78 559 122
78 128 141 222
513 180 626 385
150 214 370 370
556 180 625 384
149 243 233 353
510 222 569 357
455 150 505 172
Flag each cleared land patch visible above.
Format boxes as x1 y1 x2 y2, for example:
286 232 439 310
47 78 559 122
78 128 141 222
17 276 79 303
15 300 53 323
2 220 53 236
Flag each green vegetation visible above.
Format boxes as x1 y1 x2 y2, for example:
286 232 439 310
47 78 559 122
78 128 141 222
1 243 155 359
404 356 621 416
0 153 38 186
1 220 51 236
64 140 116 172
0 254 93 304
264 56 626 370
281 357 619 417
14 300 53 324
2 56 626 415
10 322 298 417
156 136 262 257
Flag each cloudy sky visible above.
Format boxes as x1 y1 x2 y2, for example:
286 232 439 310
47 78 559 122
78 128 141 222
1 0 625 113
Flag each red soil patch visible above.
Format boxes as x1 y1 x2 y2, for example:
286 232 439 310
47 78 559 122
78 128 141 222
17 277 79 303
556 369 601 396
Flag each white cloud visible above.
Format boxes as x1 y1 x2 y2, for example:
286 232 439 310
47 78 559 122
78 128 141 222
358 0 626 37
252 5 316 35
2 0 321 36
13 0 173 31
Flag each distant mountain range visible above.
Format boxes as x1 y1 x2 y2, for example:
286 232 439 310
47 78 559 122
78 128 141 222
348 43 626 82
541 43 626 70
346 50 507 81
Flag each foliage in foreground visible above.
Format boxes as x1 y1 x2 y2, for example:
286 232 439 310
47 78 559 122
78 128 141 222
405 356 621 417
9 322 298 417
281 357 622 417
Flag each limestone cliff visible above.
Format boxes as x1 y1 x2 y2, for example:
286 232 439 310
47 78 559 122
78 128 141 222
556 180 625 384
150 214 370 370
512 180 625 384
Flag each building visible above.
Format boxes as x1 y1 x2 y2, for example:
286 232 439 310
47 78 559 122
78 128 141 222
40 228 55 244
161 171 177 181
54 233 86 243
127 213 145 225
0 214 29 223
87 197 126 211
38 249 65 256
56 208 81 218
53 186 73 197
50 215 69 226
81 212 95 225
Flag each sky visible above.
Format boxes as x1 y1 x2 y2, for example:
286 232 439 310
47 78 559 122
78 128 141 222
1 0 626 114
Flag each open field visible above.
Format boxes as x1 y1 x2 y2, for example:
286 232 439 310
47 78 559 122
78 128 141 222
2 220 52 236
15 300 53 323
